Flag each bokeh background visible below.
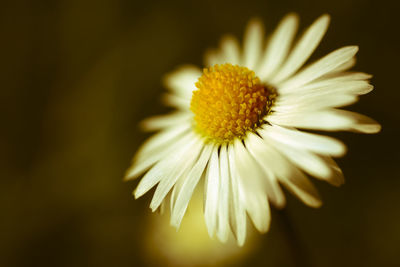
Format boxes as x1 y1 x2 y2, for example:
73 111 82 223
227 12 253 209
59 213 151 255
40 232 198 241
2 0 399 266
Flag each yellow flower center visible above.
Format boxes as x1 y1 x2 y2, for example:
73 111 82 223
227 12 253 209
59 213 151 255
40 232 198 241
190 64 276 142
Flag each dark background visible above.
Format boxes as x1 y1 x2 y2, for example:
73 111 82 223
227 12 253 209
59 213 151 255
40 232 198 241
1 0 399 266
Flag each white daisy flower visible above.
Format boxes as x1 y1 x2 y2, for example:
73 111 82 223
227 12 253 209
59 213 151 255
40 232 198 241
125 13 381 246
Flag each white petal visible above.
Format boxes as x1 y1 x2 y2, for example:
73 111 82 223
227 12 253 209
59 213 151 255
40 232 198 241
216 144 230 243
271 14 330 83
233 139 271 233
278 46 359 94
150 137 203 211
266 138 333 179
162 93 190 109
243 135 286 209
140 112 192 132
260 172 285 209
259 124 346 156
163 65 202 99
125 124 191 180
204 146 221 237
242 18 264 70
283 80 373 96
170 143 214 228
220 35 241 65
268 108 381 133
133 132 197 198
158 198 167 214
335 110 382 133
319 156 345 186
330 56 356 73
267 109 355 131
133 124 190 161
170 173 185 214
279 168 322 208
274 93 358 112
316 71 372 82
244 133 322 207
258 13 299 81
227 144 247 246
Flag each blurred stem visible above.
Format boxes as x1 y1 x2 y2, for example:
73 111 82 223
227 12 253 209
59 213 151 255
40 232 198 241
278 209 312 267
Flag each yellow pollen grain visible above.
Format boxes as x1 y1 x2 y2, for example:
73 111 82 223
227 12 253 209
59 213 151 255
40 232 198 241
190 63 276 142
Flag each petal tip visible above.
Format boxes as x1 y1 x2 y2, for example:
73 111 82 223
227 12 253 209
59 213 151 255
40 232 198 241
169 219 179 229
311 200 323 208
248 17 263 26
366 123 382 134
314 13 331 30
350 45 359 54
124 166 137 181
134 188 144 199
237 239 245 247
123 175 132 182
320 13 331 22
286 12 299 18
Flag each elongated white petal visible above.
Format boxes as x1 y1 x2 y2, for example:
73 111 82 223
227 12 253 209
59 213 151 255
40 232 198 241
140 112 192 131
243 18 264 70
171 144 214 228
234 139 271 233
150 137 203 211
134 133 197 198
269 108 381 133
259 124 346 156
170 173 185 214
216 144 230 242
261 172 286 209
204 146 221 237
227 145 247 246
163 65 202 99
125 125 191 180
267 138 333 179
158 198 167 214
244 134 286 208
278 46 359 93
279 168 322 208
258 13 299 80
334 110 382 133
283 80 373 96
244 133 322 207
268 109 354 131
242 186 270 233
272 14 330 83
274 93 358 112
319 156 345 186
162 93 190 109
133 124 190 161
330 56 356 73
220 35 241 65
316 71 372 82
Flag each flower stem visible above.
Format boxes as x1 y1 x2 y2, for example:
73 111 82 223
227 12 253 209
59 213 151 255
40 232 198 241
277 209 312 267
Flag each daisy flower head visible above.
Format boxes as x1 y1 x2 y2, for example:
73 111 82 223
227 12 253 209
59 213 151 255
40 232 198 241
126 13 381 246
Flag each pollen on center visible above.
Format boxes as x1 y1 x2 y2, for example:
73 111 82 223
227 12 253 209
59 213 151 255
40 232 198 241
190 63 276 142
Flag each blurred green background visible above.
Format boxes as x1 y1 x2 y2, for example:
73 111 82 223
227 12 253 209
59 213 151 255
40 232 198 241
1 0 399 266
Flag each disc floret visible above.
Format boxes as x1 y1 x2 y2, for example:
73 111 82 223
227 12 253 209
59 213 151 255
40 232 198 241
190 63 276 142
